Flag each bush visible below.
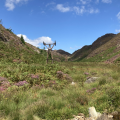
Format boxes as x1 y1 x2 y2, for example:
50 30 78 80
99 78 106 86
107 87 120 108
76 95 88 105
6 28 14 34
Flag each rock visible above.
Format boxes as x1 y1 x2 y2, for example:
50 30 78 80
85 77 100 84
96 113 113 120
88 107 102 119
72 115 85 120
71 82 76 85
78 113 85 117
112 111 120 120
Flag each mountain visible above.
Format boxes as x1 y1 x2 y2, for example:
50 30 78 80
51 49 71 62
1 23 120 64
68 33 120 63
56 49 71 56
0 24 69 63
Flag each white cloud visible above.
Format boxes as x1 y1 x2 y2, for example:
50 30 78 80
89 8 99 13
102 0 112 3
115 29 120 33
73 6 99 15
73 6 85 14
56 4 70 12
5 0 28 11
5 1 15 11
55 4 99 15
117 12 120 20
17 34 54 48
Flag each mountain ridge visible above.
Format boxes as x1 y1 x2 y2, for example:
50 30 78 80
1 23 120 63
68 33 120 63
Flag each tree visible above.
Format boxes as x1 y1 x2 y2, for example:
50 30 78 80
20 35 25 45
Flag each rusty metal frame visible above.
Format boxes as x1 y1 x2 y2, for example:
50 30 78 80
43 41 56 64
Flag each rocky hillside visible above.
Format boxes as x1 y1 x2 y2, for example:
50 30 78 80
0 24 69 63
1 23 120 64
68 33 120 63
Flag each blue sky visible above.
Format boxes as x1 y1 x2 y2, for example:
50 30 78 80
0 0 120 54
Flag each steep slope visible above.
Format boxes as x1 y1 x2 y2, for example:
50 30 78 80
69 33 116 61
84 32 120 62
0 24 48 64
0 24 69 63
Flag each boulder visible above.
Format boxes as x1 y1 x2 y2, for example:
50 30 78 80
85 77 100 84
71 82 76 85
96 113 113 120
71 107 113 120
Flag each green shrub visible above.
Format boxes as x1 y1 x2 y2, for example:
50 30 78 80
6 28 14 34
76 95 88 105
99 78 106 86
111 72 119 80
107 87 120 108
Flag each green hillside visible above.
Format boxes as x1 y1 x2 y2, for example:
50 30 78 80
0 23 120 120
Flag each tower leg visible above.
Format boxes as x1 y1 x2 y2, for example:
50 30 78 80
51 53 53 64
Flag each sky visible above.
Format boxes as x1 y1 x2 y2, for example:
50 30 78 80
0 0 120 54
